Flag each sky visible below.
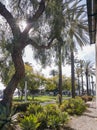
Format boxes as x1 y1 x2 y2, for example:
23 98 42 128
0 0 96 89
23 0 94 78
23 44 95 78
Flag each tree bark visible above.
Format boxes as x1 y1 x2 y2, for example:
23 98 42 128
58 45 62 104
1 48 25 107
81 73 84 94
71 50 75 98
85 70 89 95
78 75 80 95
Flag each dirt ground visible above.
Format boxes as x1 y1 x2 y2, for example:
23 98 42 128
68 102 97 130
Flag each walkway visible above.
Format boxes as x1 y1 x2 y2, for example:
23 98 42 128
68 101 97 130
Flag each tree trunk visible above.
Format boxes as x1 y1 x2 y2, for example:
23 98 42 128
91 76 94 95
1 48 25 107
88 75 91 95
78 75 80 95
58 45 62 105
71 50 75 98
81 73 84 95
85 71 89 95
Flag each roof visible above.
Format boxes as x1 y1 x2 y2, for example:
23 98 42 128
87 0 97 44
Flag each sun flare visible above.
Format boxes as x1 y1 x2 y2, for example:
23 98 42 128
18 20 27 31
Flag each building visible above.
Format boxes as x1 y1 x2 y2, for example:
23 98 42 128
87 0 97 107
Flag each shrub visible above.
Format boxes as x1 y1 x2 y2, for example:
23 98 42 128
80 95 93 102
47 114 61 129
44 104 59 115
59 112 69 125
0 103 19 130
19 103 69 130
60 97 86 115
27 103 43 115
36 112 47 130
20 114 40 130
13 101 41 113
13 102 31 112
44 104 69 129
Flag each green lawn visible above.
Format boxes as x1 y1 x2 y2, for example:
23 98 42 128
13 95 69 102
33 95 57 102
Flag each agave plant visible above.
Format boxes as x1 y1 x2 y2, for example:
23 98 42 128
0 103 18 130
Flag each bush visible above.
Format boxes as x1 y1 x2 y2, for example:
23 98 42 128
44 104 59 115
13 101 41 113
80 95 93 102
36 112 47 130
27 103 43 115
20 114 40 130
12 102 31 112
19 103 69 130
60 97 86 115
44 104 69 129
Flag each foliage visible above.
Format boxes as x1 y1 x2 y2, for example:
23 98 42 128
20 114 40 130
44 104 59 115
45 76 58 91
26 103 43 115
80 95 93 102
60 97 86 115
45 104 69 129
36 112 47 130
12 102 32 112
19 103 69 130
31 95 56 102
62 77 72 91
0 103 18 130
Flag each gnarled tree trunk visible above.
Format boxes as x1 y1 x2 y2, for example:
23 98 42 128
1 48 25 107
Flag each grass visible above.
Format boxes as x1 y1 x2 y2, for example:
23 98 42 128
33 95 57 102
13 95 69 102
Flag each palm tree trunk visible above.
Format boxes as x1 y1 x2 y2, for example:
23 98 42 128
81 73 84 95
78 75 80 95
91 76 94 95
58 45 62 104
71 50 75 98
85 71 89 95
88 75 91 95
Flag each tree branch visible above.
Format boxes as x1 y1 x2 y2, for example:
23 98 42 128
22 0 45 36
0 2 21 37
26 37 56 49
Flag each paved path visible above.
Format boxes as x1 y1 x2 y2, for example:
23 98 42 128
68 102 97 130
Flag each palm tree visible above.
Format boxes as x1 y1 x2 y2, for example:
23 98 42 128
63 0 89 98
84 61 94 95
50 69 58 77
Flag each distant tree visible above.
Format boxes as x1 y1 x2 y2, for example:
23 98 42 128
84 61 94 95
45 76 58 92
50 69 58 77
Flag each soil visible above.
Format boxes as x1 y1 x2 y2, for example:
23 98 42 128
68 101 97 130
